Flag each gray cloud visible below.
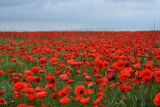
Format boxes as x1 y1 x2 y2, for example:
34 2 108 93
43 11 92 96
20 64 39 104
0 0 159 31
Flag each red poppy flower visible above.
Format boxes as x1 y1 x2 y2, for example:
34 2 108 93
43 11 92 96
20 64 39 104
93 98 101 106
35 87 43 92
33 77 42 84
13 82 26 91
86 89 94 95
14 91 24 98
75 85 86 97
59 97 71 105
31 67 41 73
36 91 48 99
55 70 62 76
24 70 33 76
157 49 160 56
46 74 56 84
58 86 71 97
0 90 5 96
24 87 34 95
60 74 69 82
85 75 92 81
0 98 6 105
52 92 58 99
153 93 160 106
155 71 160 83
45 83 56 90
39 57 47 65
68 79 74 84
50 57 58 65
119 67 133 81
11 58 16 63
0 70 5 76
145 61 153 69
28 94 36 102
80 97 90 104
133 63 141 70
25 76 34 82
7 69 13 73
119 83 132 93
106 72 115 81
142 69 153 82
17 104 26 107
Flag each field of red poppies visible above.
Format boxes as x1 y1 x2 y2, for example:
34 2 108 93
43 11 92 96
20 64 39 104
0 31 160 107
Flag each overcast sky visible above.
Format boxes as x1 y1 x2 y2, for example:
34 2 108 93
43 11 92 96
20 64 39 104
0 0 160 31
